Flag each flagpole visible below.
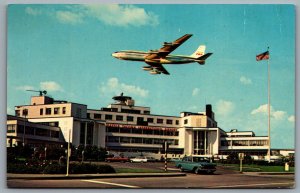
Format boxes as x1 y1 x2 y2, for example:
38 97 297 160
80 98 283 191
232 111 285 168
267 49 271 163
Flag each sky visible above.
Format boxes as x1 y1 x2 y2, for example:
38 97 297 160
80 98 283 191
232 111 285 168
7 4 295 149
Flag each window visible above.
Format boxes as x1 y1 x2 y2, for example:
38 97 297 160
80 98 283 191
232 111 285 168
184 119 188 124
107 127 119 133
143 129 153 135
132 128 142 134
46 108 52 115
62 107 66 114
143 138 153 144
35 128 50 137
111 108 118 112
40 108 43 115
94 113 101 119
105 114 113 120
120 137 130 143
50 130 59 138
175 120 179 125
144 111 150 115
166 119 173 125
15 110 20 116
127 116 134 122
80 122 85 144
131 138 142 144
7 124 16 133
54 107 60 115
116 115 123 121
147 118 154 123
157 119 164 124
107 136 119 143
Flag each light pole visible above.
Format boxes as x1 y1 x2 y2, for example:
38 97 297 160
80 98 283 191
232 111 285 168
82 150 85 163
44 147 47 161
22 109 28 147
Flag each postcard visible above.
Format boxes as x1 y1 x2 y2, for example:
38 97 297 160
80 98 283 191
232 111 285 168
6 4 295 189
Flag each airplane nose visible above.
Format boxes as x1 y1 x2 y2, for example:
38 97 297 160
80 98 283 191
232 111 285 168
112 52 118 58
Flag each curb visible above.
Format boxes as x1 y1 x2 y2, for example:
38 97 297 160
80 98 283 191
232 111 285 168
243 172 294 175
7 172 186 180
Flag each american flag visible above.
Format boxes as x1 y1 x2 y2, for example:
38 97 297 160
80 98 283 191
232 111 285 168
256 51 269 61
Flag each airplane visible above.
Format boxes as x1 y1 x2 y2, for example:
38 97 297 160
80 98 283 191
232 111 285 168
112 34 213 75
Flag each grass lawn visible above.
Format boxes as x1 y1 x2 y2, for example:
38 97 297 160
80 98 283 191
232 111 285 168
115 168 166 173
219 163 295 172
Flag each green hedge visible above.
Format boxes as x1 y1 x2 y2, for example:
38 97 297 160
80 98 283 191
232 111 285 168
8 162 115 174
7 163 44 174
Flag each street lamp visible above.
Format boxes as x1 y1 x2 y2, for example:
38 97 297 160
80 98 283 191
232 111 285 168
22 109 28 147
82 150 85 163
44 147 47 161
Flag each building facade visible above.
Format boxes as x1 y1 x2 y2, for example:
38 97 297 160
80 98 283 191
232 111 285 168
8 94 270 157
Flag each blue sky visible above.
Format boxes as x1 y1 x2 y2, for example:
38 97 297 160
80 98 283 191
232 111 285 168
7 4 295 148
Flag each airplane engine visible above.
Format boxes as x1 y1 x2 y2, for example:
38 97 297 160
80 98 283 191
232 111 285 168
150 69 161 75
142 66 153 71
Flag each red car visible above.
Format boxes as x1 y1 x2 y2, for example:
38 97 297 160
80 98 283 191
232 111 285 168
105 156 130 162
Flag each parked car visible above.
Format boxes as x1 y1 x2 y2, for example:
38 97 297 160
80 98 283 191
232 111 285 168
105 156 130 162
175 156 216 174
130 156 148 163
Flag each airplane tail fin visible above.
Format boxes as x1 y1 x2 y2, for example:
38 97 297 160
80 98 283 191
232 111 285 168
190 45 206 58
196 53 213 64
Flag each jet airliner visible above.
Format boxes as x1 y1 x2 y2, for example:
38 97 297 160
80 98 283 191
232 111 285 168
112 34 213 75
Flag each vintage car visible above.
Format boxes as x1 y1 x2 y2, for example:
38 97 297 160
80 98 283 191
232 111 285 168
175 156 216 174
105 156 130 162
130 156 148 163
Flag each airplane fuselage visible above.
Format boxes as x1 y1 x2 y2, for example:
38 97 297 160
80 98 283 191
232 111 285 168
112 51 199 64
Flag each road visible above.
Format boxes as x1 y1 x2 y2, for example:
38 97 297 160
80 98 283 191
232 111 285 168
7 162 295 189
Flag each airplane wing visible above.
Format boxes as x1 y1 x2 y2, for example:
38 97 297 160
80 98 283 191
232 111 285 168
145 34 193 60
146 62 170 75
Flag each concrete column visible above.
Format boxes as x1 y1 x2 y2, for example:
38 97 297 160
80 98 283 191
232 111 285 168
196 130 199 155
84 122 87 147
204 130 207 155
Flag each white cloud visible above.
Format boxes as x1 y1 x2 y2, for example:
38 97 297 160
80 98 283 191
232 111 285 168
288 115 295 122
15 85 35 91
56 11 83 25
99 77 149 98
215 100 235 116
251 104 287 120
40 81 63 92
25 5 159 27
192 88 200 96
25 7 42 16
82 4 159 27
240 76 252 85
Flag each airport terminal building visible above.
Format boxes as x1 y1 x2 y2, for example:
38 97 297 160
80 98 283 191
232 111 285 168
7 94 270 157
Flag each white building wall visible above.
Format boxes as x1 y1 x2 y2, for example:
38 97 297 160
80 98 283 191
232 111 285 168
97 123 106 148
29 117 74 143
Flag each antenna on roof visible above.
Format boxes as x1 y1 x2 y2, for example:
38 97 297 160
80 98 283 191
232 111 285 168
26 90 47 96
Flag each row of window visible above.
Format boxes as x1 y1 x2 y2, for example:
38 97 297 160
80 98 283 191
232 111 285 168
106 126 179 136
106 136 179 145
91 113 180 125
14 125 60 138
40 107 67 115
221 140 268 146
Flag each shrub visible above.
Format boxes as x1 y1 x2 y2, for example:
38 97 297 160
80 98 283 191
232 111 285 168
43 163 66 174
7 163 43 174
